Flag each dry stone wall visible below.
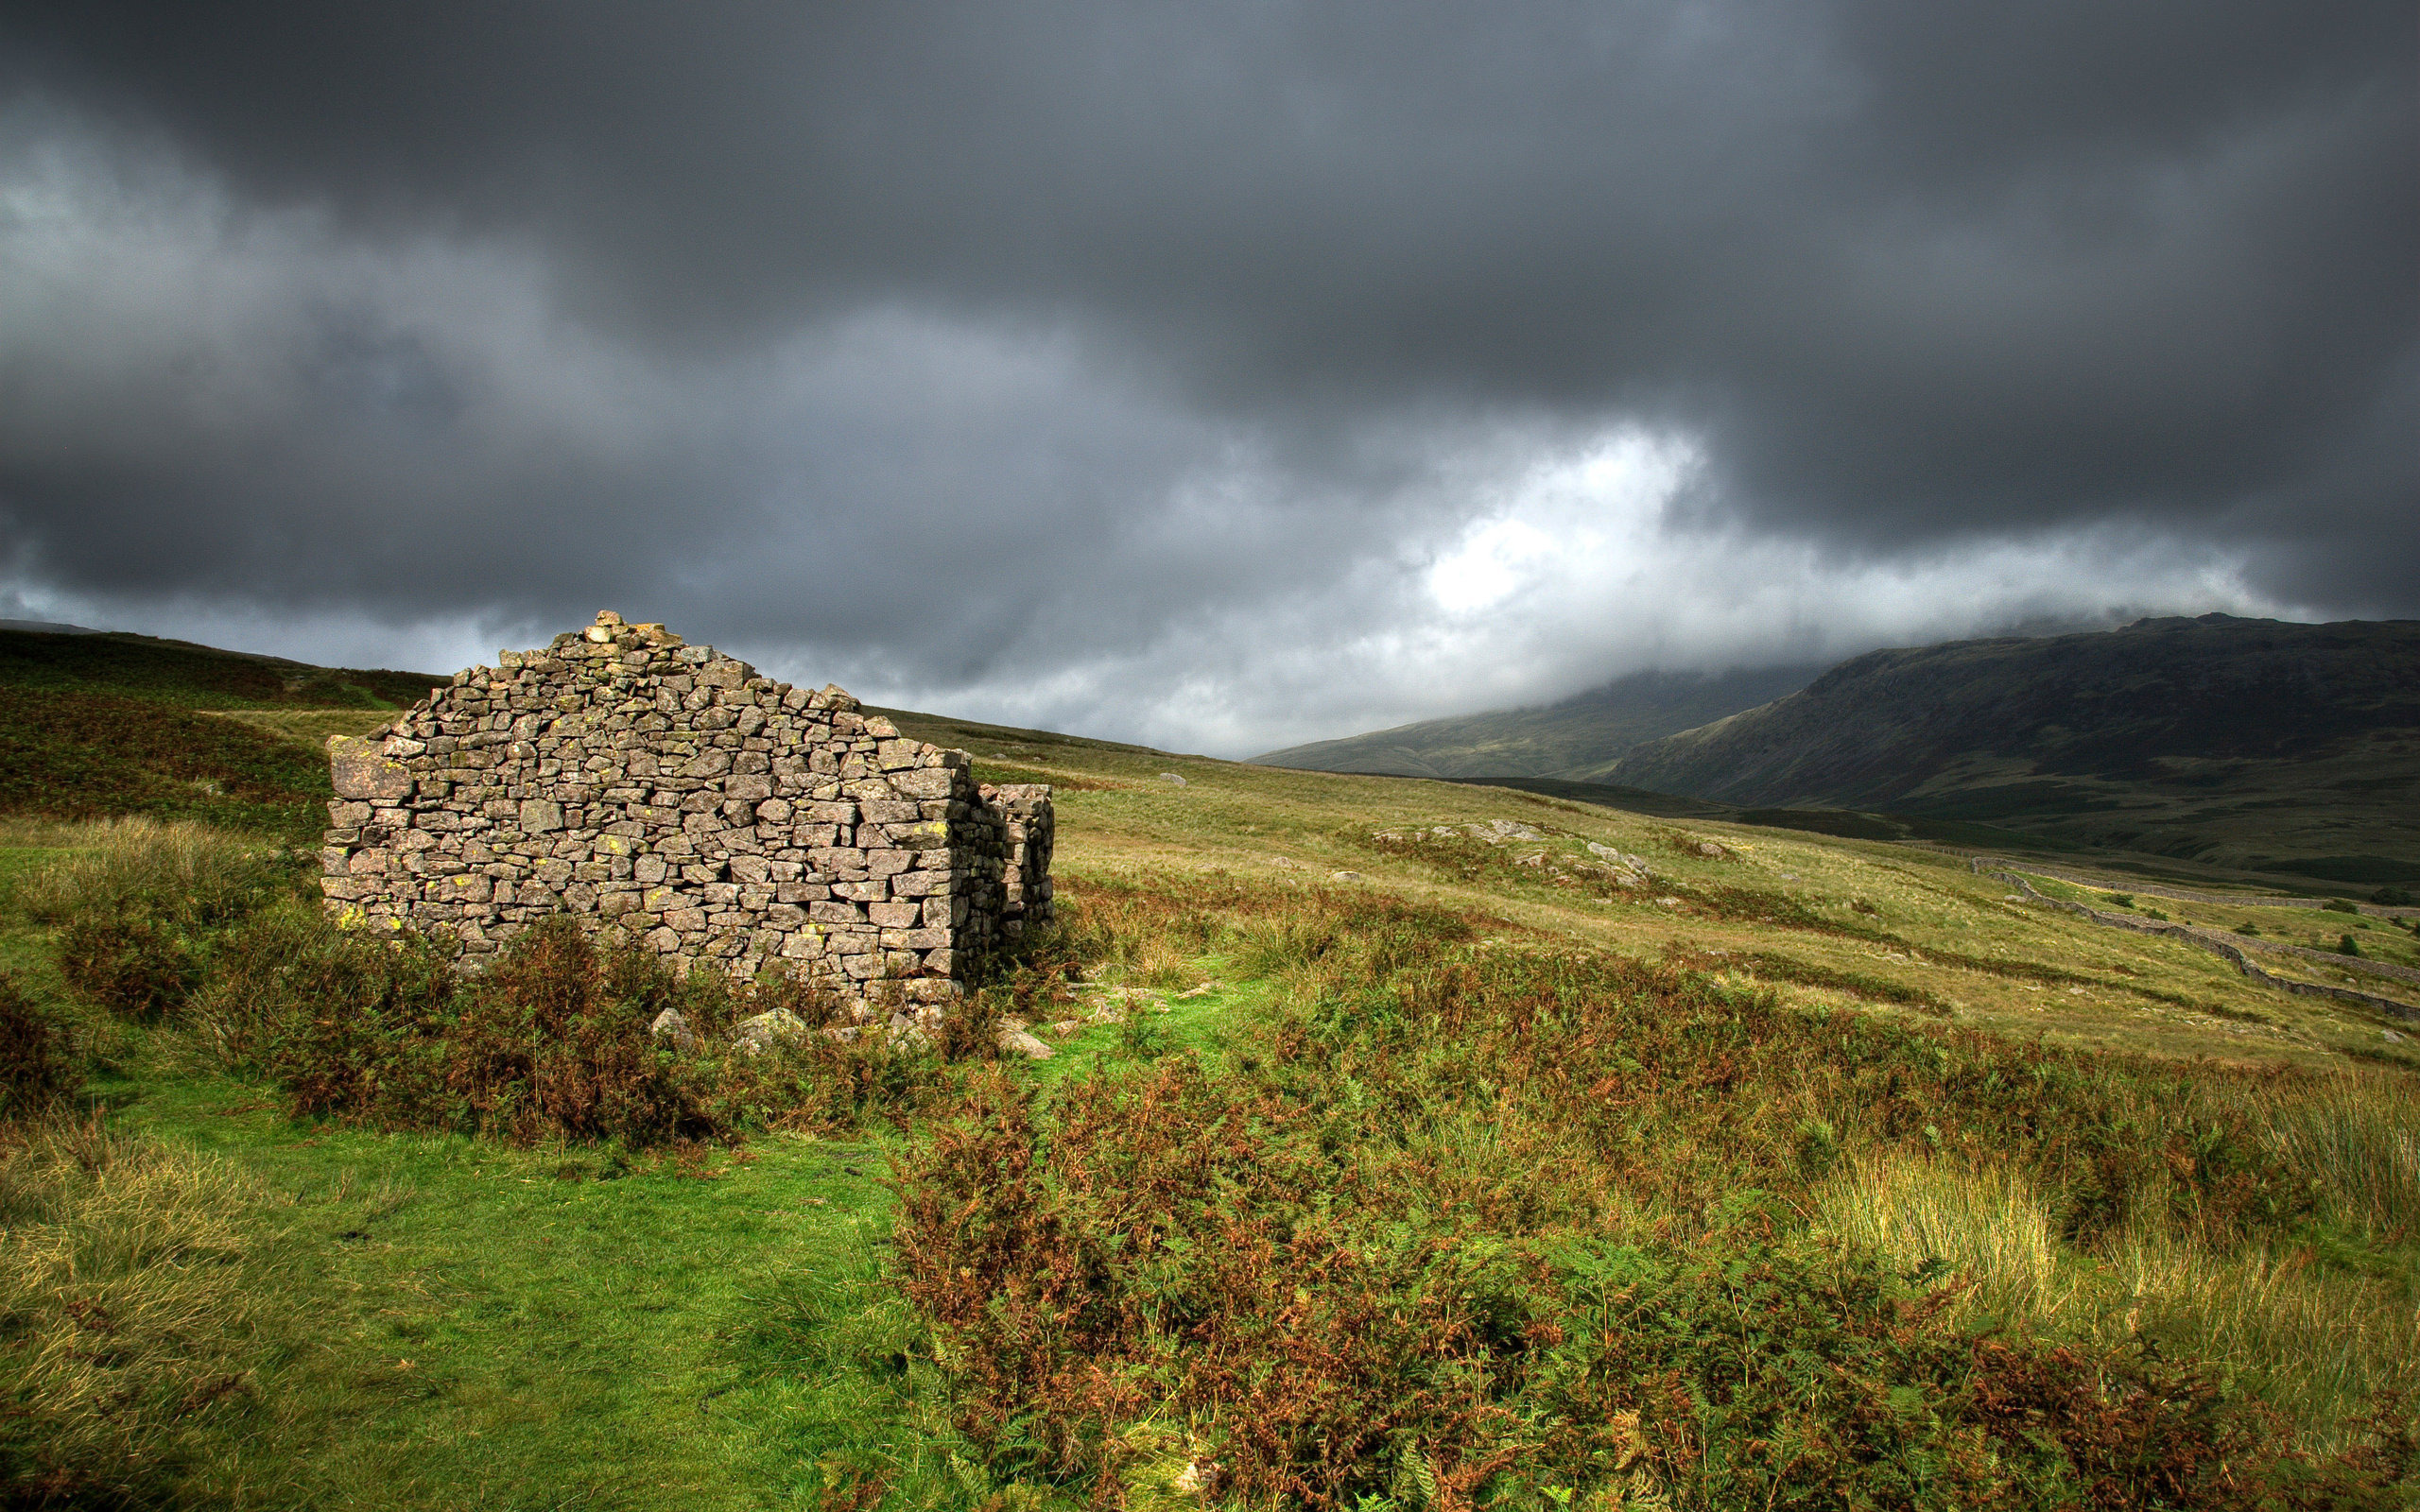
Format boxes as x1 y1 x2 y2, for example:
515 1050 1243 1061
1973 859 2416 1023
320 611 1053 1016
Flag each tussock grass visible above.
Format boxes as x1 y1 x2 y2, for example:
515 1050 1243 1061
11 815 296 932
13 816 298 1021
1816 1152 2420 1452
0 816 95 849
1816 1156 2074 1321
0 970 80 1120
2102 1218 2420 1449
0 1117 285 1503
2227 1071 2420 1237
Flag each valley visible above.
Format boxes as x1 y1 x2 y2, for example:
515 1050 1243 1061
2 629 2414 1507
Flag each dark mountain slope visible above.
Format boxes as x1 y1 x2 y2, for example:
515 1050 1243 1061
0 627 441 710
0 627 446 839
1253 664 1824 779
1611 615 2420 886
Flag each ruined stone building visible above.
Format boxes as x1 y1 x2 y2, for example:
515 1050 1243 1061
320 612 1053 1014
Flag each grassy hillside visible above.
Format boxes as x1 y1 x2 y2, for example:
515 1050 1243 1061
880 708 2417 1063
1253 664 1823 779
1611 615 2420 893
0 628 442 841
4 694 2415 1506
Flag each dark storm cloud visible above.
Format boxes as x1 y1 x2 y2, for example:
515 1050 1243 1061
0 1 2410 745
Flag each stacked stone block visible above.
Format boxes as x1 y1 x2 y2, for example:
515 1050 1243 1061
319 611 1053 1015
986 783 1055 941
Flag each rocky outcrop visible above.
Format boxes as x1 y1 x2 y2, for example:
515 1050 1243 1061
320 612 1052 1019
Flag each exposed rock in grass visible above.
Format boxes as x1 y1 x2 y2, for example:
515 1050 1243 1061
735 1007 808 1053
649 1006 699 1052
996 1025 1055 1059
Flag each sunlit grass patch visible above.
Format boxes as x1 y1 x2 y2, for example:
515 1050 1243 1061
1814 1138 2420 1453
9 815 299 932
1815 1155 2076 1323
0 1117 290 1503
2099 1216 2420 1450
2225 1070 2420 1238
201 706 396 750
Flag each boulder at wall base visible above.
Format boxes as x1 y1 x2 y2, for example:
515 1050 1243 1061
649 1007 699 1052
735 1008 808 1054
996 1025 1055 1059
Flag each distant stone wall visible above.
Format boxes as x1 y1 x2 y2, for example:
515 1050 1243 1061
320 612 1052 1017
1974 859 2416 1023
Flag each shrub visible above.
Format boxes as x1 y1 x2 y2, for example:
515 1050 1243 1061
2322 899 2360 915
193 899 459 1123
890 885 2376 1503
0 972 78 1121
2371 886 2414 907
896 1054 2373 1507
2235 920 2261 936
438 917 712 1144
2338 935 2360 957
54 916 200 1018
201 908 942 1145
939 982 1006 1063
2103 892 2135 908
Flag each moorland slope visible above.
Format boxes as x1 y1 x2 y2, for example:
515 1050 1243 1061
0 627 441 839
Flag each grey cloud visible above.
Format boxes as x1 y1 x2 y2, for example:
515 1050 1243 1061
0 1 2409 750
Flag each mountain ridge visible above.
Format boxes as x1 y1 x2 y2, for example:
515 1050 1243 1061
1609 614 2420 887
1253 663 1824 779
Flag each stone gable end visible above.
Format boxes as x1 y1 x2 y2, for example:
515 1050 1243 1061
319 611 1052 1014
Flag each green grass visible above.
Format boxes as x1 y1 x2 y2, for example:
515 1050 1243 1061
13 1068 963 1509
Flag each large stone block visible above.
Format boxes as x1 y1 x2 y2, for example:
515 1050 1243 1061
329 736 415 800
891 767 955 799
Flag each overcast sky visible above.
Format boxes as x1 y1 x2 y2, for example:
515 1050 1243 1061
0 3 2410 754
